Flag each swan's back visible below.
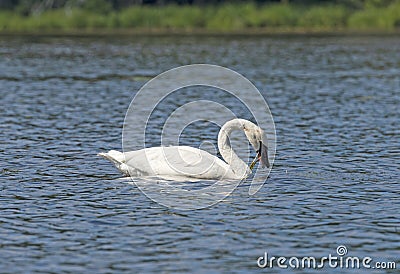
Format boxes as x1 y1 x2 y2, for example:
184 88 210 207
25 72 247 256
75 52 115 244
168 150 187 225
123 146 240 179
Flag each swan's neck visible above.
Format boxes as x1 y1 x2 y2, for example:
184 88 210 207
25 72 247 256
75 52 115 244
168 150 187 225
218 119 250 178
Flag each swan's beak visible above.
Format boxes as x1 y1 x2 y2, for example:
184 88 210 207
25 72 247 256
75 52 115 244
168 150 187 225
259 142 270 168
249 141 270 170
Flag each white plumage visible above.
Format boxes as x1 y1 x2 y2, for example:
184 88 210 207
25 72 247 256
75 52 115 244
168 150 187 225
99 119 269 180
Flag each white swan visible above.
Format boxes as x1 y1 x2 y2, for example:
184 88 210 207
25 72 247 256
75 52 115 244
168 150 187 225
98 118 269 180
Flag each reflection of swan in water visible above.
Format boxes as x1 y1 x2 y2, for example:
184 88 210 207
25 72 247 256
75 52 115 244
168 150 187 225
99 119 269 180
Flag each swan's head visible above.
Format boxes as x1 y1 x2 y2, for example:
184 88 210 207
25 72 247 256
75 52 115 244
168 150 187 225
243 122 270 169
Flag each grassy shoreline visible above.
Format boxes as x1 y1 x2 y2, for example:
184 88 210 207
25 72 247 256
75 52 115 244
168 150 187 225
1 28 400 37
1 2 400 35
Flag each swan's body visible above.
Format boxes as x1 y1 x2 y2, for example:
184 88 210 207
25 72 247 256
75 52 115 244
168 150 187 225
99 119 269 180
99 146 243 179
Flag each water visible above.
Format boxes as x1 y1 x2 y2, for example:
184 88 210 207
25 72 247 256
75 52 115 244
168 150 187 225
1 35 399 273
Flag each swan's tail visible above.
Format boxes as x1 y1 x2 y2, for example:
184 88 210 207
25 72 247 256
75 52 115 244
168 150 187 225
98 150 131 176
98 150 125 165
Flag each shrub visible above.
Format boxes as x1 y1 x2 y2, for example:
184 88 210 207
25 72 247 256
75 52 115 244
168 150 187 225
298 5 349 28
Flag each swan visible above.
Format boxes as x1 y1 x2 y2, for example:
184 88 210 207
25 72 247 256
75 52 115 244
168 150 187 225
98 118 269 180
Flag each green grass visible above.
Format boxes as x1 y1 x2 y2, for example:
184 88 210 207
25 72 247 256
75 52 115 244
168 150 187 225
298 5 349 29
348 1 400 29
1 1 400 34
253 4 300 27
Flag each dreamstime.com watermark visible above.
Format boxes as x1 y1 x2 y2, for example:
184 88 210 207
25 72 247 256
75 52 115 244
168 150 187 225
257 245 397 270
122 64 276 210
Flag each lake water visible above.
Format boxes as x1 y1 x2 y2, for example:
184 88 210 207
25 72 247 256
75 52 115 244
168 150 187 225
0 35 399 273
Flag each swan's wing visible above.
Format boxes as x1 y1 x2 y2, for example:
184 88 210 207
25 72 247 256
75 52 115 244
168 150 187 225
124 146 236 179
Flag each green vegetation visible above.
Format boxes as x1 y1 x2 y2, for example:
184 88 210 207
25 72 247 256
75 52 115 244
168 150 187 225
1 0 400 34
348 1 400 29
